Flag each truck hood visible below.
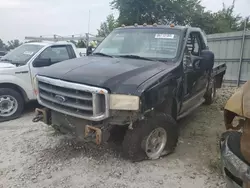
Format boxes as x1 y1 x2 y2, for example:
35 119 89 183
38 56 176 95
0 62 16 69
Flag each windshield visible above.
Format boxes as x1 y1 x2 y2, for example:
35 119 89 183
94 28 181 60
0 44 44 65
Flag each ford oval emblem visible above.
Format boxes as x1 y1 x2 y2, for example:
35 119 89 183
55 95 66 103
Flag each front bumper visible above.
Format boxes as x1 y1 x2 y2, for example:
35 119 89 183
220 131 250 188
33 108 108 145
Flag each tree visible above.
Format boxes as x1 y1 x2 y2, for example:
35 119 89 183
237 17 250 31
76 40 87 48
0 39 7 51
111 0 157 25
97 14 118 37
111 0 207 25
208 1 242 33
7 39 22 50
111 0 249 34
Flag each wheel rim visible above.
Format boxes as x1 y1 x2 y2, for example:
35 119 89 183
145 127 167 159
0 95 18 117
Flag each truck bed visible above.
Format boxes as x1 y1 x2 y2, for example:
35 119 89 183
212 63 226 77
212 63 227 88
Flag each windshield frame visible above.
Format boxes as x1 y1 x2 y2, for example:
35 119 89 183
93 27 184 62
0 43 45 65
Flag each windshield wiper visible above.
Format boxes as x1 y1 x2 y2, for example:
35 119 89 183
92 52 114 58
118 55 155 61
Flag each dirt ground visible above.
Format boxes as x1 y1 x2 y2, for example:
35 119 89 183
0 87 237 188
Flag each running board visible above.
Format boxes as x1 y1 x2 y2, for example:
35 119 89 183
177 98 205 120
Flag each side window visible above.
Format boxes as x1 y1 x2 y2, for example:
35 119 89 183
40 46 70 63
193 37 200 55
186 32 203 56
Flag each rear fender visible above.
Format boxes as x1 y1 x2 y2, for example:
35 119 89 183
214 71 225 88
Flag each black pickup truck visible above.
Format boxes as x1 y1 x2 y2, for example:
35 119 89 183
33 24 226 161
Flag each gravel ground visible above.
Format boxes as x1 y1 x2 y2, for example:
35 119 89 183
0 87 237 188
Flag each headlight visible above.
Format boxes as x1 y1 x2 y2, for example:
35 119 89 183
110 94 139 111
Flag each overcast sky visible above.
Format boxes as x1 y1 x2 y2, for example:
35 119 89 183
0 0 249 42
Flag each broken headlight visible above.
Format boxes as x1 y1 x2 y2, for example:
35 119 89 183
109 94 139 111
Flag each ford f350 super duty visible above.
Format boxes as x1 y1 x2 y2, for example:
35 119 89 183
33 24 226 161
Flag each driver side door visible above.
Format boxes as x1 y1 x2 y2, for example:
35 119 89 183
180 32 208 113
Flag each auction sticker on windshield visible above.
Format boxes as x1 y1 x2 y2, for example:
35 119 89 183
23 51 34 55
155 34 175 39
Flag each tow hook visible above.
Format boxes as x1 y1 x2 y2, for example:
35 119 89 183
32 108 48 123
32 112 43 122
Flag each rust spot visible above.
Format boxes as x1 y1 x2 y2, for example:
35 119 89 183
99 90 105 94
85 125 102 145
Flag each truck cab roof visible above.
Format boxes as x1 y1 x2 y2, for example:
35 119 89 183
116 24 203 32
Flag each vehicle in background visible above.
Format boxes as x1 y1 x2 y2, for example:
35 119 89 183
221 80 250 188
0 41 80 122
33 24 226 162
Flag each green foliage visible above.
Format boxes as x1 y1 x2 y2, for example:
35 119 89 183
211 1 242 33
76 40 87 48
0 39 22 51
0 39 7 51
109 0 249 34
7 40 22 50
238 17 250 31
97 14 118 37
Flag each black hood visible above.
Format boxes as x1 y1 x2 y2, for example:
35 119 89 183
38 56 176 95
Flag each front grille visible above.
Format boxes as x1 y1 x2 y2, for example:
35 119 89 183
36 75 109 121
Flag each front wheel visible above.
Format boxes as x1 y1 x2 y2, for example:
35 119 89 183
122 113 179 162
0 88 24 122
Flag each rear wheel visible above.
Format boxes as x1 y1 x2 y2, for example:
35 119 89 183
122 113 179 162
204 79 216 105
0 88 24 122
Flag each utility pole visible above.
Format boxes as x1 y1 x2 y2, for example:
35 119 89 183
237 18 247 87
87 10 91 48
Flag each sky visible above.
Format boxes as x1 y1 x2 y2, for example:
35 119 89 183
0 0 249 42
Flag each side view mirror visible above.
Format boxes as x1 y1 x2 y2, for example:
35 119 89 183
192 56 203 70
33 58 52 68
192 50 214 71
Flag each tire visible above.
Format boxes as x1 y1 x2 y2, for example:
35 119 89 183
122 113 179 162
0 88 24 122
204 79 216 105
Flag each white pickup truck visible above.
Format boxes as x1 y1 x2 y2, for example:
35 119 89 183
0 41 80 122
